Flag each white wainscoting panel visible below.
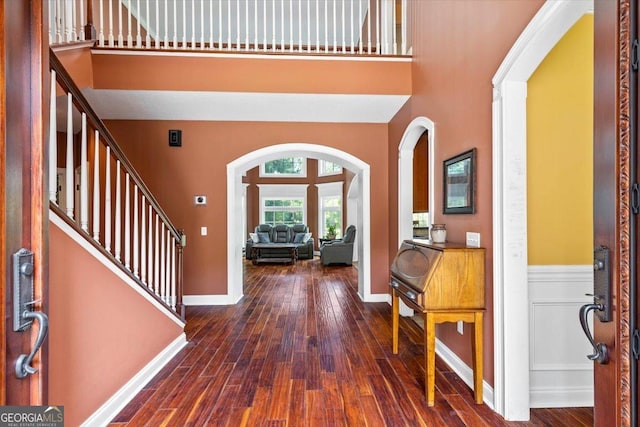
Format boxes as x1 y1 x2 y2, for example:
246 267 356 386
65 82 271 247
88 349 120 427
528 265 593 408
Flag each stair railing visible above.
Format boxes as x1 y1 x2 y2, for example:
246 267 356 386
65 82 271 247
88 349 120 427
48 50 185 320
48 0 409 55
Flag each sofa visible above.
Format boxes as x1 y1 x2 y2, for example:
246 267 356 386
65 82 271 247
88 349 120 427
245 223 314 260
320 225 356 265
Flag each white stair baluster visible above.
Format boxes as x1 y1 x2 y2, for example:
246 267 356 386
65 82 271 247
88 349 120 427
325 0 328 52
218 0 222 49
333 0 336 52
164 0 169 48
79 0 85 41
298 0 301 51
350 0 354 53
124 173 131 269
367 0 371 53
289 0 293 51
245 0 249 50
148 204 154 289
65 93 74 218
315 0 319 52
48 70 57 203
227 0 231 50
154 213 159 294
376 0 380 54
401 0 407 54
271 0 276 51
181 0 186 47
171 237 176 309
136 0 142 47
117 0 123 46
108 0 114 45
145 0 150 47
114 161 121 261
392 0 397 54
133 184 139 277
105 147 111 252
254 0 258 51
341 0 346 53
141 196 147 284
127 0 134 48
280 0 284 51
80 113 88 232
92 130 100 242
262 0 267 51
173 0 178 47
70 0 77 41
98 0 105 46
236 0 240 50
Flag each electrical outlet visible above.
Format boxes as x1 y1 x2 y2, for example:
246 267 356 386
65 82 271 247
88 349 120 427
201 227 208 236
194 195 207 206
457 321 464 335
466 232 480 247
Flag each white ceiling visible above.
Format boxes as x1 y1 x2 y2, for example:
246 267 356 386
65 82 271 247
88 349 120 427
81 89 410 123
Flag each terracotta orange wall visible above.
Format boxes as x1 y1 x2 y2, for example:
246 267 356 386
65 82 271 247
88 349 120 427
91 53 411 95
387 0 544 387
48 222 184 426
105 120 390 296
53 46 94 90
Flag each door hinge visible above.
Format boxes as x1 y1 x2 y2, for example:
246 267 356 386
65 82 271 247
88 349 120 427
633 39 639 71
633 183 640 214
634 330 640 360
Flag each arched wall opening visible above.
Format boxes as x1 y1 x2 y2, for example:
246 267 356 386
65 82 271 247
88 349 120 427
491 0 593 420
397 117 435 316
227 143 372 302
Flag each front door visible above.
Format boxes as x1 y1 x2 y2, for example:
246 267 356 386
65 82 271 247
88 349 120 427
593 0 635 425
1 0 49 405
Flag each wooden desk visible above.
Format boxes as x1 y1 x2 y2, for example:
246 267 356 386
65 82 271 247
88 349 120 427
390 240 485 406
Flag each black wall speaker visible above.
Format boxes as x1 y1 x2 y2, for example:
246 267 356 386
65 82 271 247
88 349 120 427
168 129 182 147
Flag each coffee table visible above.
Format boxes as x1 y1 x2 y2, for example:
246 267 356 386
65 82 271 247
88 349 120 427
250 243 298 265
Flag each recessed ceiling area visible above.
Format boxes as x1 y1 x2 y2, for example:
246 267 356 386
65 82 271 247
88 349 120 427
81 89 410 123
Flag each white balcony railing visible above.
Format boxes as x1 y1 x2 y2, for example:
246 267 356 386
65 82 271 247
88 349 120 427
49 0 409 55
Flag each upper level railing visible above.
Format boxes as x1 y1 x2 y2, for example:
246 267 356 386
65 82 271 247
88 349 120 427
48 50 185 321
49 0 409 55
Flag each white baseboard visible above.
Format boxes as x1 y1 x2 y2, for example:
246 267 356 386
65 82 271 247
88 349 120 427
530 386 593 408
435 338 495 409
358 292 391 304
183 294 243 306
81 333 188 427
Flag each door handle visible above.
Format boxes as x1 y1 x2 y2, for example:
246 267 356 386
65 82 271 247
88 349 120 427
12 248 49 378
15 310 49 378
579 302 609 364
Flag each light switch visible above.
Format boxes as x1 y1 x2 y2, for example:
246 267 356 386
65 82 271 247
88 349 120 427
201 227 207 236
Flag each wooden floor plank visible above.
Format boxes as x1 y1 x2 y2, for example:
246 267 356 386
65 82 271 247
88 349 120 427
110 259 593 427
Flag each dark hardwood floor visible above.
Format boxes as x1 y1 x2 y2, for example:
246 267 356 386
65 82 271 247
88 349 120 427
109 258 593 426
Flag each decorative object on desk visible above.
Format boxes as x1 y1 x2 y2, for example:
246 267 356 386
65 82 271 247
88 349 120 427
430 224 447 243
443 148 476 214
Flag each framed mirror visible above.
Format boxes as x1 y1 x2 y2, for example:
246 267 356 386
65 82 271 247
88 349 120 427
443 148 476 214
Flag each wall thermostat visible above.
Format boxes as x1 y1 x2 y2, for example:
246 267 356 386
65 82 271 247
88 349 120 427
194 195 207 206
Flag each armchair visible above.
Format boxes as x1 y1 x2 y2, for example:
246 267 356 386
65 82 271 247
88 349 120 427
320 225 356 266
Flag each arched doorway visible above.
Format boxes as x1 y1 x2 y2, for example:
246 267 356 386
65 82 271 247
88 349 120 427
492 0 593 419
227 143 373 302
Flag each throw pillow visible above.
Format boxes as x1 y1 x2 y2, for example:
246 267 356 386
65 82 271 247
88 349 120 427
257 232 271 243
249 233 259 243
303 232 312 243
293 233 305 243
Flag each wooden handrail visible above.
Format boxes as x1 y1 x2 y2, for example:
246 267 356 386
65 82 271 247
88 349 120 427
49 49 180 242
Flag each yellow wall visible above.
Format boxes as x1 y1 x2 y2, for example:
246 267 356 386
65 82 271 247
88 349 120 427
527 14 594 265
